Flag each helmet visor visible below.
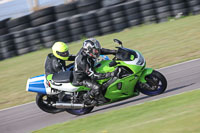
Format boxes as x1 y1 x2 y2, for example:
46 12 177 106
56 51 69 57
91 48 100 58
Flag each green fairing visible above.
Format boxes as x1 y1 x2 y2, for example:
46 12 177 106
77 61 115 92
76 86 91 92
77 51 153 102
95 60 115 84
115 61 144 74
94 60 144 101
95 60 115 73
104 75 139 101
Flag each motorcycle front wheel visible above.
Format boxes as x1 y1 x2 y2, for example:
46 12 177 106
36 93 65 114
138 70 167 96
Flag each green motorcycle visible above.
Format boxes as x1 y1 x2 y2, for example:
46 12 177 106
26 39 167 115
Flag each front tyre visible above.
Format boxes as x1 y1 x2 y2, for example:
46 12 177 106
36 93 64 113
138 70 167 96
66 107 94 116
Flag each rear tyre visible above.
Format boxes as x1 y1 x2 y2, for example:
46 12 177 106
66 107 94 115
138 70 167 96
36 93 64 113
65 92 94 115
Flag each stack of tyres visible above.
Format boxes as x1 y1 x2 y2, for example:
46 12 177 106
154 0 172 23
55 2 78 20
0 18 10 36
30 7 55 27
77 0 101 14
82 11 101 38
123 1 142 27
13 30 30 55
69 14 84 41
140 0 157 24
55 18 72 43
101 0 126 7
26 27 42 51
0 34 16 60
6 15 30 33
97 8 114 35
39 22 57 48
109 4 128 32
186 0 200 15
169 0 188 16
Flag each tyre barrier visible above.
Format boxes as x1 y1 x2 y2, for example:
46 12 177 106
0 0 200 60
55 2 78 20
0 18 10 36
77 0 101 14
97 8 114 35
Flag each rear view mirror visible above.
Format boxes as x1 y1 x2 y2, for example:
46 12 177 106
113 39 123 47
113 39 122 45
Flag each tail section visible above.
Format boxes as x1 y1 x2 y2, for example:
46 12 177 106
26 74 47 94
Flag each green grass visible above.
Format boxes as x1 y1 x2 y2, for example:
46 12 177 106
1 15 200 109
34 89 200 133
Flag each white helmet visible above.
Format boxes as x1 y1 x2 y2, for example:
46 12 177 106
83 38 101 59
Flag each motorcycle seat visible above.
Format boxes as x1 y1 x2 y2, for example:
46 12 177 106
52 71 73 83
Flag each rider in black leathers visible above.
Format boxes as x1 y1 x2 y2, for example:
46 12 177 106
72 38 119 105
45 42 75 78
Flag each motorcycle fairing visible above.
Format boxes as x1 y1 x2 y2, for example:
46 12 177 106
50 82 79 92
26 74 46 94
26 55 110 94
139 68 153 83
104 74 140 102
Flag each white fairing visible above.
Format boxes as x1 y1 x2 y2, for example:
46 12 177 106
50 82 79 92
123 51 146 66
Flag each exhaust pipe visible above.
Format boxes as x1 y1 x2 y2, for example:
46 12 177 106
53 102 85 109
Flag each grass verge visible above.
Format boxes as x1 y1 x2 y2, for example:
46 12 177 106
0 15 200 109
34 89 200 133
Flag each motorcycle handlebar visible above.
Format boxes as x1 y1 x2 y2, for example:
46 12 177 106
109 60 119 67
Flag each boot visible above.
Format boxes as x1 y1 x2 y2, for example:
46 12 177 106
83 92 97 105
96 93 107 105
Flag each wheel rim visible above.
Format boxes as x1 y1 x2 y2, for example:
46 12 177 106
141 75 165 95
40 95 56 108
37 94 64 113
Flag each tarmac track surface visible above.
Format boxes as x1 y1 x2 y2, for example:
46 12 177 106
1 59 200 133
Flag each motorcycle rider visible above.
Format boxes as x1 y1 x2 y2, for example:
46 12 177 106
45 42 76 78
73 38 119 105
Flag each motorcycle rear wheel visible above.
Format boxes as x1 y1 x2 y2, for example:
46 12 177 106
66 107 94 115
138 70 167 96
36 93 65 113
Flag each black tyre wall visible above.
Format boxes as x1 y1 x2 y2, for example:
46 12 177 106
186 0 200 15
169 0 189 16
0 34 16 59
154 0 172 23
77 0 101 14
0 18 10 36
140 0 157 23
124 1 142 27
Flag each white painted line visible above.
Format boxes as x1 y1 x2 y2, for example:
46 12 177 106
0 58 200 112
0 101 35 112
158 58 200 70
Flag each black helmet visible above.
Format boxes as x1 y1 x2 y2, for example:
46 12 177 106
82 38 101 59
